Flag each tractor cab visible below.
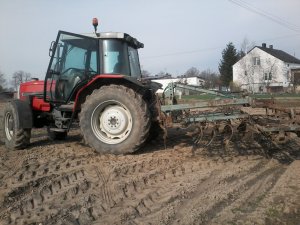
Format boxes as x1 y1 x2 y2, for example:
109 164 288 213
45 30 144 103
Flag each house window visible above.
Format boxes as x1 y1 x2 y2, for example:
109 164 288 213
253 57 260 66
264 72 272 80
244 71 247 76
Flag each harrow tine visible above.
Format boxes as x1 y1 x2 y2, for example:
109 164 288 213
219 123 234 145
193 125 203 145
235 120 256 142
194 122 216 148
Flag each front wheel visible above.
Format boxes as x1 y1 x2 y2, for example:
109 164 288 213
79 85 151 154
2 102 31 150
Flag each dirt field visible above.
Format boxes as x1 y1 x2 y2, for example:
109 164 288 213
1 101 300 225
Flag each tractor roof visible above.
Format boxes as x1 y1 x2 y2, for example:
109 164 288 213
81 32 144 48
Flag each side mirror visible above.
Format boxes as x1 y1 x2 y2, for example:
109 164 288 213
49 41 56 57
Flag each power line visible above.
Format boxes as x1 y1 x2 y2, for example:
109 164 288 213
141 34 300 60
261 33 300 42
142 1 300 61
228 0 300 32
228 0 300 31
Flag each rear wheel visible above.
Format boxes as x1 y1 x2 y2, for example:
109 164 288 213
2 102 31 150
79 85 150 154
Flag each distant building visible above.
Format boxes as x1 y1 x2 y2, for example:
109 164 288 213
151 76 205 96
233 43 300 93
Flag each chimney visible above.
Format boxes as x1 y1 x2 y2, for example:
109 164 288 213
269 45 273 49
262 43 266 48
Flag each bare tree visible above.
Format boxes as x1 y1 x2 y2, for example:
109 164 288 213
0 70 6 91
240 37 256 56
184 67 200 77
141 69 151 78
200 69 220 89
11 70 31 91
240 60 255 91
155 71 172 78
263 58 278 90
236 38 257 92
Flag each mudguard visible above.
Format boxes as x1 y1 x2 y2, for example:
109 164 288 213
9 99 33 129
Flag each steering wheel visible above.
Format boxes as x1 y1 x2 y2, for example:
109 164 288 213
54 68 82 100
56 68 97 100
61 67 84 79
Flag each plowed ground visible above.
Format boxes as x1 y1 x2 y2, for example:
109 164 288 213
0 101 300 225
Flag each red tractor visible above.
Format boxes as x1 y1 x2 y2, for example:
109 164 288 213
2 19 159 154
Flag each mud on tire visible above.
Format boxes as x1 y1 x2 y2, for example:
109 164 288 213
2 102 31 150
79 85 151 154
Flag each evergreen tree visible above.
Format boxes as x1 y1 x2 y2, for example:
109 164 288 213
218 42 239 88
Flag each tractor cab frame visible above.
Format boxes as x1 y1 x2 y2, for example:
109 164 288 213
45 31 144 104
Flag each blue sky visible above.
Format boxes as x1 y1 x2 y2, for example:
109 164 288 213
0 0 300 80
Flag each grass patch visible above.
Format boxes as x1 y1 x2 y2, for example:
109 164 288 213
266 207 281 218
250 93 300 99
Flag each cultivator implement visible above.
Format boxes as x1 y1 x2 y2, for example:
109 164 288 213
158 82 300 148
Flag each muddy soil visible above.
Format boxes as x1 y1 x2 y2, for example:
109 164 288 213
0 101 300 225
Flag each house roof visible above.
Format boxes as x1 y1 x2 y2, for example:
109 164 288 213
256 46 300 64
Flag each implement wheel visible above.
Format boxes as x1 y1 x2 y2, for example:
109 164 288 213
79 85 151 154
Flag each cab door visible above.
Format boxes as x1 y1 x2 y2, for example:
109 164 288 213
44 31 99 103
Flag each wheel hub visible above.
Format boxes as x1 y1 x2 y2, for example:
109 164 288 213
100 106 129 138
91 101 133 144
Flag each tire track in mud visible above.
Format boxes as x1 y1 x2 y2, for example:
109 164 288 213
0 167 93 224
0 144 199 224
202 165 286 225
93 152 197 220
169 160 285 225
91 156 268 225
0 144 190 224
0 147 284 225
128 158 286 225
0 127 298 225
0 146 106 225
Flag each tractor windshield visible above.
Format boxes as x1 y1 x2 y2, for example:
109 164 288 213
103 39 141 78
45 32 99 102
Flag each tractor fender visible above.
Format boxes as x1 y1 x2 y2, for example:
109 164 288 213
73 75 148 112
9 99 33 129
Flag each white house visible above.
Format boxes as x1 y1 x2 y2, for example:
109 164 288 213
233 43 300 93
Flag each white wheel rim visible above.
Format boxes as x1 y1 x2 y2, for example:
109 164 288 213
91 100 133 144
4 112 14 141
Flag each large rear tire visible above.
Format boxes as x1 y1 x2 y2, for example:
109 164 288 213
79 85 151 154
2 102 31 150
